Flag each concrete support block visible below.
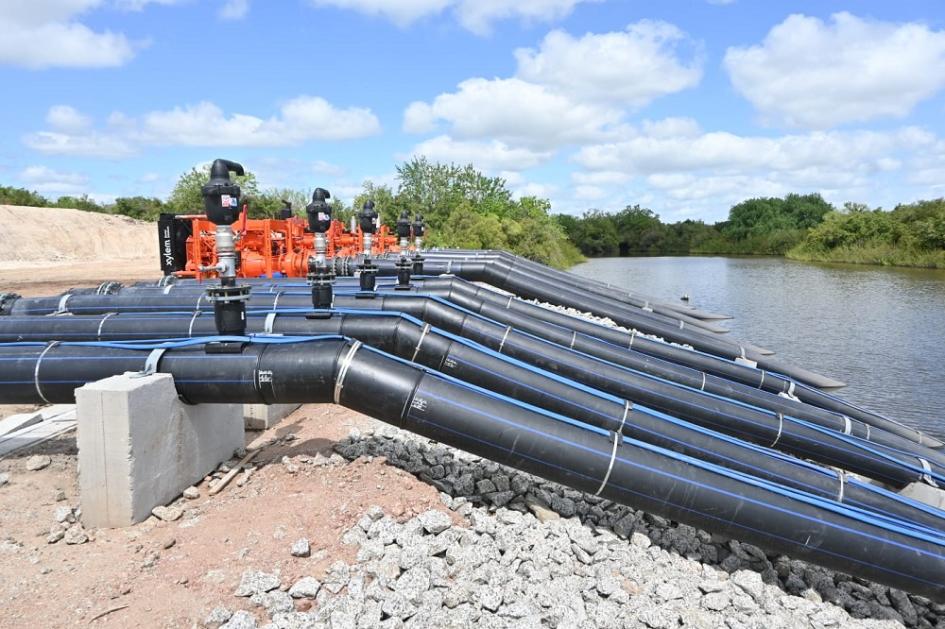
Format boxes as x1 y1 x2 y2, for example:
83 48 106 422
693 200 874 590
76 372 243 528
244 403 300 430
899 481 945 510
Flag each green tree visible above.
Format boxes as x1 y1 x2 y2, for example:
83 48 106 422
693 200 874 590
0 186 50 207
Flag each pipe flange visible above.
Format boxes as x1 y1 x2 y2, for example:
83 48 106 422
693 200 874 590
205 284 251 303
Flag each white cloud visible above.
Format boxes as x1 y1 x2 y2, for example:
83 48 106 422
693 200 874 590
564 119 945 219
404 77 622 150
308 0 451 27
18 165 89 195
308 0 593 33
410 135 553 172
513 181 558 200
115 0 188 10
574 123 934 178
455 0 593 35
402 101 437 134
515 21 702 107
24 98 381 157
312 160 346 177
402 21 700 153
46 105 92 132
724 13 945 128
0 1 140 68
218 0 249 20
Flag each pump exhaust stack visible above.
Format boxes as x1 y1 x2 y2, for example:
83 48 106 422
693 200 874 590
200 158 250 335
358 200 379 292
306 188 334 309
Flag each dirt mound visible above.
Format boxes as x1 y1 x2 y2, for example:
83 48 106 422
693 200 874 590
0 205 157 268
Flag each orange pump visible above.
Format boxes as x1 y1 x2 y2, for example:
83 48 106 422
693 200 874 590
158 209 402 280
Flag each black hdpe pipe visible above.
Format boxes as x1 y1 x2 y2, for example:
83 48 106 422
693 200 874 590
21 281 926 450
422 249 733 321
4 308 943 532
0 336 943 601
0 288 885 436
368 257 733 335
1 287 934 455
1 305 940 488
393 257 847 388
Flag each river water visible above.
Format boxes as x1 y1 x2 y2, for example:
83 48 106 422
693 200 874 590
570 256 945 438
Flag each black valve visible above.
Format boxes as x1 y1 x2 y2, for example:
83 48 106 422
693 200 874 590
359 200 378 234
201 159 245 226
307 253 333 309
279 199 293 220
413 213 425 238
396 210 412 240
306 188 332 233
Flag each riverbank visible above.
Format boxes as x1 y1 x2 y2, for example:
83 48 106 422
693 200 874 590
786 244 945 269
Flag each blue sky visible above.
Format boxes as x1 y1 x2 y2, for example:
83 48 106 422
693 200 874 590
1 0 944 221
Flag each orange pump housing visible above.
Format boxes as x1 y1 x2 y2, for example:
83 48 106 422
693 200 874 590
173 210 402 280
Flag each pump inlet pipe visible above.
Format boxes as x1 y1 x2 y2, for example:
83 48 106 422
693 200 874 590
306 187 334 309
357 201 379 292
198 158 251 336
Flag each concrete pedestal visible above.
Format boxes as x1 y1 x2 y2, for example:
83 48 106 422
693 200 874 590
75 372 244 527
244 403 301 430
899 481 945 510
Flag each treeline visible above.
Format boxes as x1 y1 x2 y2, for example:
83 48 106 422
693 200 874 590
1 158 583 269
557 195 945 269
344 158 583 269
0 167 299 222
788 199 945 268
556 194 833 257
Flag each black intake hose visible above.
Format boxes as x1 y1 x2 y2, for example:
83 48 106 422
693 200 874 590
0 337 942 601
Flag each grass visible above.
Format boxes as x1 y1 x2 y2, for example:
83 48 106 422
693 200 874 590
787 242 945 269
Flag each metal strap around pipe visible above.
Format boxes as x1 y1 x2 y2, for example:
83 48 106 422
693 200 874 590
188 311 201 337
272 291 283 311
56 294 71 314
163 284 174 294
263 312 278 334
594 432 620 496
618 400 632 433
34 342 60 404
700 372 707 391
569 330 578 349
95 312 116 340
770 413 784 448
497 326 512 354
837 470 846 503
627 330 637 350
333 341 363 404
758 370 766 390
142 349 166 375
842 415 852 435
411 323 431 362
506 295 514 309
918 457 938 487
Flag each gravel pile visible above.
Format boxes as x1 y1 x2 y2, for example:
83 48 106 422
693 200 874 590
209 424 944 628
